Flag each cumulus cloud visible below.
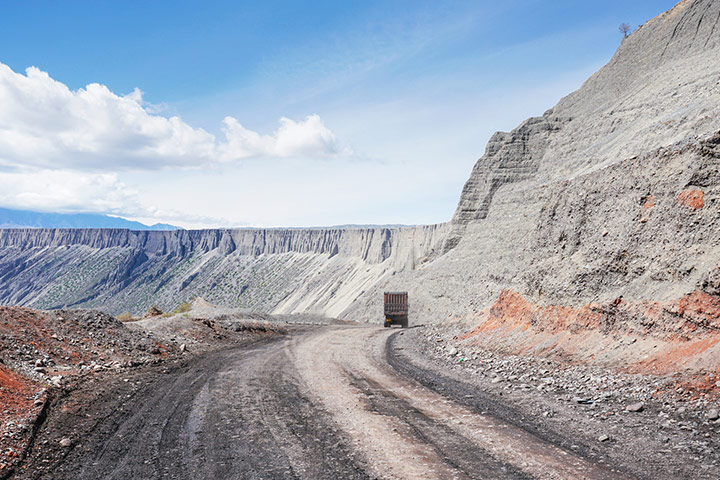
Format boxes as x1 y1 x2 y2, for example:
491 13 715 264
220 114 349 160
0 62 354 223
0 62 351 172
0 170 140 213
0 65 215 170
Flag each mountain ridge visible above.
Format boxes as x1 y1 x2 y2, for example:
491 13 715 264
0 225 447 316
0 207 179 230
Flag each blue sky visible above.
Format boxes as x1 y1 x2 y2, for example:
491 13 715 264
0 1 679 228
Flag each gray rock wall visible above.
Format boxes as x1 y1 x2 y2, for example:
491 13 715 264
445 0 720 252
345 0 720 325
0 227 439 264
0 225 448 316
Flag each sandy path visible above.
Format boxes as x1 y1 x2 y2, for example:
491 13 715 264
293 325 629 480
15 325 629 479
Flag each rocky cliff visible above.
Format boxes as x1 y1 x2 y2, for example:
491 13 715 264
0 225 447 316
445 0 720 252
338 0 720 373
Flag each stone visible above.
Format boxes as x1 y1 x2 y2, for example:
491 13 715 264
598 435 610 442
626 402 644 412
59 438 72 448
145 305 164 317
706 409 719 421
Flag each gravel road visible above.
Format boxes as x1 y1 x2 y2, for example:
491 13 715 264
14 325 631 479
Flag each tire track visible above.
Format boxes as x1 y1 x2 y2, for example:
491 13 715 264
293 325 630 479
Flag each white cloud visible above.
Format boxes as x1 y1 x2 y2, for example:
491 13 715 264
0 62 353 223
0 170 139 213
0 65 215 170
0 168 238 228
220 114 350 160
0 62 350 173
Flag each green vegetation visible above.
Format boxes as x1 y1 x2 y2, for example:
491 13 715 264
172 301 192 314
116 312 135 322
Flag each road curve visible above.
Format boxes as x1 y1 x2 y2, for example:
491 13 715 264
16 325 630 480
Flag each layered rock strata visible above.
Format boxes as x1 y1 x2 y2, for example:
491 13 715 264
0 226 447 316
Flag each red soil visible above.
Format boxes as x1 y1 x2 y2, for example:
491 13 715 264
0 365 37 415
460 290 603 341
0 365 43 473
674 370 720 401
461 289 720 379
676 189 704 209
676 291 720 328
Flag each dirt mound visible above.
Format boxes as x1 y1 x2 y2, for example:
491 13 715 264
458 289 720 378
130 311 285 353
191 297 216 309
0 306 174 475
0 307 167 376
144 305 163 317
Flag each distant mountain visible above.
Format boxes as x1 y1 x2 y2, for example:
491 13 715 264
0 207 180 230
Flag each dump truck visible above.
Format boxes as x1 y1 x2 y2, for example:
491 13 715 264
383 291 408 328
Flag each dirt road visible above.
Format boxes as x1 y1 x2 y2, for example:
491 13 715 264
14 325 630 479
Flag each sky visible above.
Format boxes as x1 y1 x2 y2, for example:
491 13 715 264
0 0 680 228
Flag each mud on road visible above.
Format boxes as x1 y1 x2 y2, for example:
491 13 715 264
12 325 651 479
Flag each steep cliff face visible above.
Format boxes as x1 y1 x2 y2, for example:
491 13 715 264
0 225 447 316
444 115 568 251
444 0 720 252
341 0 720 371
0 227 432 263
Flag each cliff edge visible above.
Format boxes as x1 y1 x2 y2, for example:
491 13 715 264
445 0 720 251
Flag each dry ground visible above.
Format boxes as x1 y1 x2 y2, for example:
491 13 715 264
9 323 712 479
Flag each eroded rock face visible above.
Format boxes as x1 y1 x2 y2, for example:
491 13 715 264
0 227 436 263
444 115 569 251
444 0 720 252
0 225 448 316
344 0 720 334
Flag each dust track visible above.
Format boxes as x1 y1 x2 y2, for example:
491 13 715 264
14 326 629 479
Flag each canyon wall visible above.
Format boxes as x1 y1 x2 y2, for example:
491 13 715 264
0 225 447 316
341 0 720 371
